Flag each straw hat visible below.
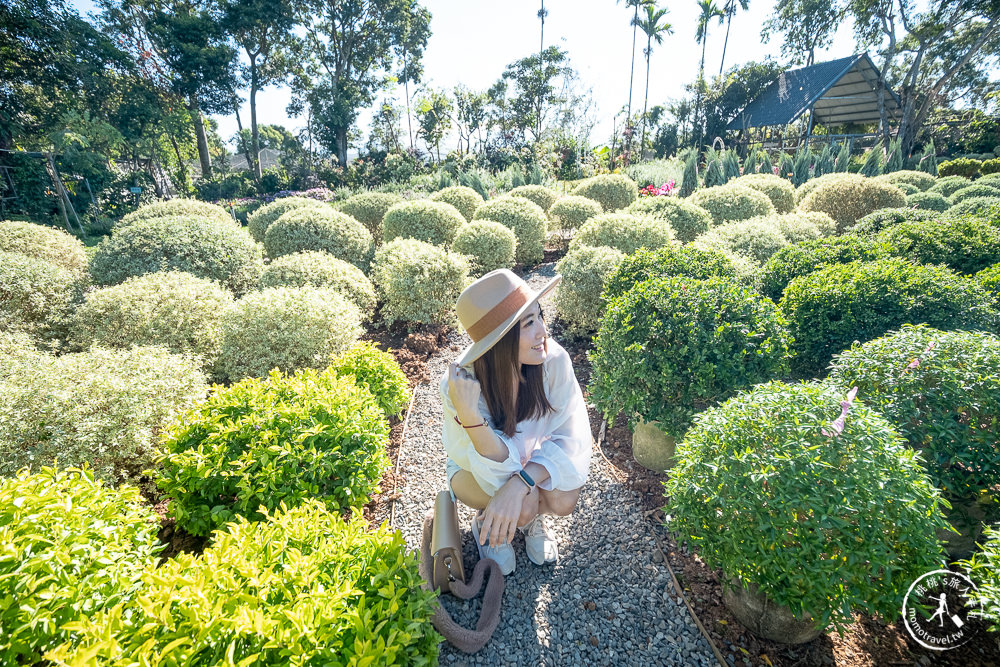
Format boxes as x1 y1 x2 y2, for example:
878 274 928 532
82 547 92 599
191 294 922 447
455 268 561 368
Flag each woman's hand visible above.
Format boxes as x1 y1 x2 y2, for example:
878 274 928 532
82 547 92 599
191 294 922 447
448 362 482 418
479 479 531 546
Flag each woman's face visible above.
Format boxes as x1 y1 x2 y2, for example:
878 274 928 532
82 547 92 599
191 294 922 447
517 302 548 366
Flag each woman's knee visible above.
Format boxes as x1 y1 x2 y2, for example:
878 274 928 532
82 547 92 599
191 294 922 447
539 487 582 516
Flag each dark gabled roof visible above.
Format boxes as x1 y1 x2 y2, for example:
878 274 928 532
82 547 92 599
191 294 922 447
726 53 902 131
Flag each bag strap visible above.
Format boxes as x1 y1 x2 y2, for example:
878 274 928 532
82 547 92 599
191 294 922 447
419 511 504 653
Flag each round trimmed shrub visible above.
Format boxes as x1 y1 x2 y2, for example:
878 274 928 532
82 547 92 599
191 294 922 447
690 183 775 225
264 206 374 271
588 275 792 439
978 173 1000 188
451 219 517 277
664 380 949 636
329 340 412 419
0 466 160 665
761 235 888 302
120 198 233 228
781 258 1000 375
429 185 484 221
336 191 402 241
693 217 788 264
570 173 638 211
928 175 972 198
71 271 234 374
248 196 328 242
553 244 626 338
602 244 738 305
977 262 1000 309
90 216 263 295
798 174 908 232
829 325 1000 506
896 183 921 196
51 503 440 666
625 196 713 243
906 191 950 211
217 286 364 382
768 213 826 243
0 345 207 485
372 237 470 329
845 207 938 236
473 196 547 265
875 169 936 191
794 172 855 204
258 250 376 316
156 369 388 535
735 173 796 213
569 212 675 255
0 251 81 346
950 183 1000 205
382 199 466 247
879 216 1000 275
946 196 1000 218
548 195 603 233
938 157 982 178
0 219 88 274
508 184 559 212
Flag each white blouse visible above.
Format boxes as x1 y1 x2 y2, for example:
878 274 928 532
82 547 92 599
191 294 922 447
439 339 593 496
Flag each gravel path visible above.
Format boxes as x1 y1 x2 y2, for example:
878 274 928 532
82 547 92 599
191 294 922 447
392 262 718 666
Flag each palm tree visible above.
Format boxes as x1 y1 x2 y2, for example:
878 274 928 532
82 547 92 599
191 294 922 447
718 0 749 75
694 0 724 149
537 0 548 140
619 0 653 162
636 4 672 152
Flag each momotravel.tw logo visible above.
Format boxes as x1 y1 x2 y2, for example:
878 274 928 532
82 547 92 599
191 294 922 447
902 569 983 651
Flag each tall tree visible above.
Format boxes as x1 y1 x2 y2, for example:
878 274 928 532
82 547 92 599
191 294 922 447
537 0 548 141
496 46 572 145
416 87 452 162
718 0 749 75
761 0 842 67
220 0 296 183
637 4 673 152
292 0 431 166
693 0 724 148
848 0 1000 155
619 0 652 162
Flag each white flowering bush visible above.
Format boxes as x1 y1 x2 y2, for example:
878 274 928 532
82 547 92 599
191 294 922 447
248 196 328 242
451 220 517 277
71 271 234 376
0 251 82 349
693 217 789 264
734 173 796 213
119 199 234 228
429 186 484 221
372 237 470 329
625 196 713 243
264 206 374 271
382 199 466 247
906 191 951 212
569 212 675 255
217 286 364 382
258 251 376 316
509 184 559 212
874 170 936 192
570 174 638 211
690 183 775 225
548 195 603 233
337 191 403 241
554 245 626 338
0 345 207 485
90 216 264 295
799 174 909 232
0 219 88 275
473 196 547 265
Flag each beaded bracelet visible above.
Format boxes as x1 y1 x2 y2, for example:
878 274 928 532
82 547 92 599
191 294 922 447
454 415 487 429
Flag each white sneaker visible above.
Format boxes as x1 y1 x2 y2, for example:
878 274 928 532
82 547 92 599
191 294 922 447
471 512 516 575
520 514 558 565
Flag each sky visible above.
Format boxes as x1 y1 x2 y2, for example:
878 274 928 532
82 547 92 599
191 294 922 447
75 0 864 153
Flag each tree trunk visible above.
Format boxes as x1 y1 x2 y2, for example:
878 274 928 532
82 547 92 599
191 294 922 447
538 0 544 141
337 126 349 167
235 107 261 191
249 55 262 181
625 4 640 162
188 95 212 179
720 12 732 75
403 50 414 152
695 38 708 149
641 41 652 152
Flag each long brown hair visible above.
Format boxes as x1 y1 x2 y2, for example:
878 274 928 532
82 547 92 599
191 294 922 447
473 311 555 437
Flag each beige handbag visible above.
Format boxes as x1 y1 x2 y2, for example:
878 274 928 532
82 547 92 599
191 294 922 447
419 490 505 653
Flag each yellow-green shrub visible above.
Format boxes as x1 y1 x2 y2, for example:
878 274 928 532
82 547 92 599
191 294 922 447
258 250 376 316
0 251 82 348
734 173 796 213
690 183 775 224
874 170 936 191
473 196 547 265
248 196 328 242
569 212 675 255
509 184 559 212
0 219 88 275
794 172 855 204
329 340 412 419
570 174 638 211
451 219 517 277
625 196 713 243
906 191 951 211
798 174 908 232
371 237 470 328
554 244 626 338
119 198 234 228
264 206 374 271
430 185 485 220
382 199 466 246
548 195 603 233
928 175 972 198
693 217 789 264
217 286 364 382
336 191 402 241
